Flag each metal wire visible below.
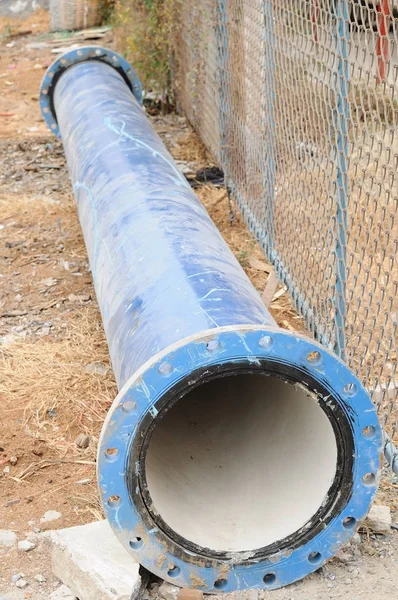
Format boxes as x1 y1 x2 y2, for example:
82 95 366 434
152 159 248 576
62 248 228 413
173 0 398 457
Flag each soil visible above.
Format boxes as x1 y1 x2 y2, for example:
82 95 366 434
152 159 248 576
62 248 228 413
0 10 397 600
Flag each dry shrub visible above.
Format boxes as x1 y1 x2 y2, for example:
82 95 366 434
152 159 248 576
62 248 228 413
112 0 181 101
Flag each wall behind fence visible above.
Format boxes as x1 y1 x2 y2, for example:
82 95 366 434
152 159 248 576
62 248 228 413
173 0 398 444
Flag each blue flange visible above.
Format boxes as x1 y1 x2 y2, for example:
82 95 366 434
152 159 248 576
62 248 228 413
98 325 381 592
40 46 142 139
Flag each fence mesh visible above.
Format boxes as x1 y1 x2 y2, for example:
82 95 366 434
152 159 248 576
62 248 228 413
173 0 398 442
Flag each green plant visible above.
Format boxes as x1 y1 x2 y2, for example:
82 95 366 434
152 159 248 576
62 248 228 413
112 0 180 105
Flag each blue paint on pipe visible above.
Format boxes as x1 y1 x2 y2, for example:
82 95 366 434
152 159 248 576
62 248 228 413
49 56 274 386
40 48 381 593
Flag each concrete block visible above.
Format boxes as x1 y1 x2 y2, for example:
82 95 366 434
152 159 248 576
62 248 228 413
47 520 141 600
177 589 204 600
50 584 77 600
366 504 392 533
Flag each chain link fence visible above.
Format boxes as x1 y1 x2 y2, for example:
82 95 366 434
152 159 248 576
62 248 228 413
173 0 398 459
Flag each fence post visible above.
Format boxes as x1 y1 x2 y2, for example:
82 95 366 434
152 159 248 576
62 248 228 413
333 0 349 361
262 0 276 259
215 0 230 182
376 0 391 84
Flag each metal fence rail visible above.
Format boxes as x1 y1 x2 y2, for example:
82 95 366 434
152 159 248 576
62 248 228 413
173 0 398 454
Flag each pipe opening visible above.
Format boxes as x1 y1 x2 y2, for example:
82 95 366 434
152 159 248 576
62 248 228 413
144 373 338 553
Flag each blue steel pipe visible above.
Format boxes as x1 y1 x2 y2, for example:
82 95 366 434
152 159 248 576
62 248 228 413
41 47 382 593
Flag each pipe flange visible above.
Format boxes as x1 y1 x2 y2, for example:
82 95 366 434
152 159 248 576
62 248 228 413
40 46 142 139
97 325 382 592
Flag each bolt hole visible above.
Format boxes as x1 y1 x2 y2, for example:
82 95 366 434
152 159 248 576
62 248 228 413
107 495 120 507
362 472 376 486
259 335 273 349
42 89 48 95
44 107 49 113
343 383 357 397
167 565 180 578
112 55 118 62
77 50 83 56
60 59 66 64
158 362 172 375
207 339 220 352
95 49 101 55
307 351 321 365
129 537 143 550
308 552 322 564
214 579 227 590
263 573 276 586
343 517 357 529
51 124 56 129
122 400 137 413
105 447 118 461
363 425 376 438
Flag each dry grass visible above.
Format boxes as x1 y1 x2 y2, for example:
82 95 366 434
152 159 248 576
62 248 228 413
0 307 116 461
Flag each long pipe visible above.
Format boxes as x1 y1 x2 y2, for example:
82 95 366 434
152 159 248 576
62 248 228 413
41 47 381 592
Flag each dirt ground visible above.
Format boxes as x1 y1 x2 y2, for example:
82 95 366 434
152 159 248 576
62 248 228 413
0 9 398 600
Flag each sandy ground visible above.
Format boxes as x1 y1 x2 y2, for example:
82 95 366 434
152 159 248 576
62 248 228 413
0 9 397 600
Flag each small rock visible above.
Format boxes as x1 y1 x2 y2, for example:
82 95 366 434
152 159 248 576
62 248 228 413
366 504 392 533
0 596 12 600
351 532 361 546
159 582 179 600
33 63 43 70
75 433 90 449
15 579 28 589
0 529 17 549
11 573 23 583
18 539 36 552
34 574 46 583
5 498 20 508
9 456 17 466
3 465 10 474
84 362 109 375
50 584 76 599
40 510 62 524
178 590 204 600
344 578 352 585
33 527 41 534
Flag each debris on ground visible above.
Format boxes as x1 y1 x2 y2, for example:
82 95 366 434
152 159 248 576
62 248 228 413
17 540 36 552
40 510 63 524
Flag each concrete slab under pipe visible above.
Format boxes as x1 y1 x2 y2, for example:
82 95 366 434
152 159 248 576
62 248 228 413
145 374 338 552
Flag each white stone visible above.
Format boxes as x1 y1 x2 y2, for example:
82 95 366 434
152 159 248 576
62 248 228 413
18 539 36 552
158 582 179 600
50 584 76 599
15 579 28 589
35 574 47 583
47 520 141 600
0 530 17 549
366 504 392 533
40 510 62 524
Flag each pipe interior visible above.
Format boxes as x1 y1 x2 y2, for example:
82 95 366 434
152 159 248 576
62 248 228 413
145 374 338 553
